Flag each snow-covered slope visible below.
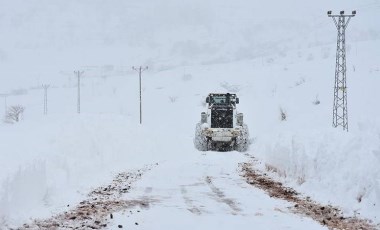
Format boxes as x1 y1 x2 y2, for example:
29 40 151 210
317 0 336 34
0 0 380 228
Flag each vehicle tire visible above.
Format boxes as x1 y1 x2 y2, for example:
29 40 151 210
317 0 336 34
194 123 208 151
235 124 249 152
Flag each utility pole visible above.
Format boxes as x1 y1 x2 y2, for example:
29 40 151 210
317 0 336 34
132 66 148 124
74 71 84 114
327 10 356 131
42 84 50 115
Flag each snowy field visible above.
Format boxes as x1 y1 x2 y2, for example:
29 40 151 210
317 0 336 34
0 0 380 229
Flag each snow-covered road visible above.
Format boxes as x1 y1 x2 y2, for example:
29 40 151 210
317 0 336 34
17 148 378 230
107 152 325 230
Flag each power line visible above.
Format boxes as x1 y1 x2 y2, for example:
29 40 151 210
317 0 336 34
327 10 356 131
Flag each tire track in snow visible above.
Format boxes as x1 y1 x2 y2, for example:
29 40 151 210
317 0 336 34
180 185 203 215
205 176 242 214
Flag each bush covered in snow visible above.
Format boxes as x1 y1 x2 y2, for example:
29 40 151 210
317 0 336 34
4 105 25 124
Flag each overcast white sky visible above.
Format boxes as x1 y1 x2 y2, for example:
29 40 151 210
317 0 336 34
0 0 378 90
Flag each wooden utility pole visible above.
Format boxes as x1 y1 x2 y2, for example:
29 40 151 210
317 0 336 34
132 66 148 124
74 71 84 114
42 84 50 115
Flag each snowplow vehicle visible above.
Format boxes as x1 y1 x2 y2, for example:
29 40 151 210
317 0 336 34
194 93 249 151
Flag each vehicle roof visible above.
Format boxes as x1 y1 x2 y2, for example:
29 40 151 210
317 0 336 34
208 93 237 96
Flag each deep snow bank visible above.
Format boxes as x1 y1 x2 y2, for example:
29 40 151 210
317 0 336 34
0 114 181 228
253 121 380 221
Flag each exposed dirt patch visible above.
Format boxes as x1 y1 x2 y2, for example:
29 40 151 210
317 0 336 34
17 165 157 230
240 162 379 230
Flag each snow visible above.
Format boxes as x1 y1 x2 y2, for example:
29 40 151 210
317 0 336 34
0 0 380 229
107 153 323 229
254 126 380 220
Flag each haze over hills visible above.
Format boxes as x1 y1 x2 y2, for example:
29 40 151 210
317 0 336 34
0 0 379 90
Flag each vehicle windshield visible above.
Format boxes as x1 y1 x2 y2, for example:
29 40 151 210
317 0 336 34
211 95 229 104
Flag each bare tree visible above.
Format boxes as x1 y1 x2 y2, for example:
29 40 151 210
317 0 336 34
313 94 321 105
4 105 25 123
280 107 287 121
169 96 178 103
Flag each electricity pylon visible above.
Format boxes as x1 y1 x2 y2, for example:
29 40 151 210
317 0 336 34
327 10 356 131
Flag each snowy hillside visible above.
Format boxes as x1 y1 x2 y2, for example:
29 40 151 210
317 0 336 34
1 0 380 229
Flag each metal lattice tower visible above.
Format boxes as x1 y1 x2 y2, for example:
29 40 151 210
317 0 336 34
328 10 356 131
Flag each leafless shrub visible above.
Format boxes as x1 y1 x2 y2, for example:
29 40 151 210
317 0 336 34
313 95 320 105
265 164 305 185
280 107 287 121
294 78 305 87
4 105 25 123
356 189 366 203
265 164 287 178
297 175 306 185
169 96 178 103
